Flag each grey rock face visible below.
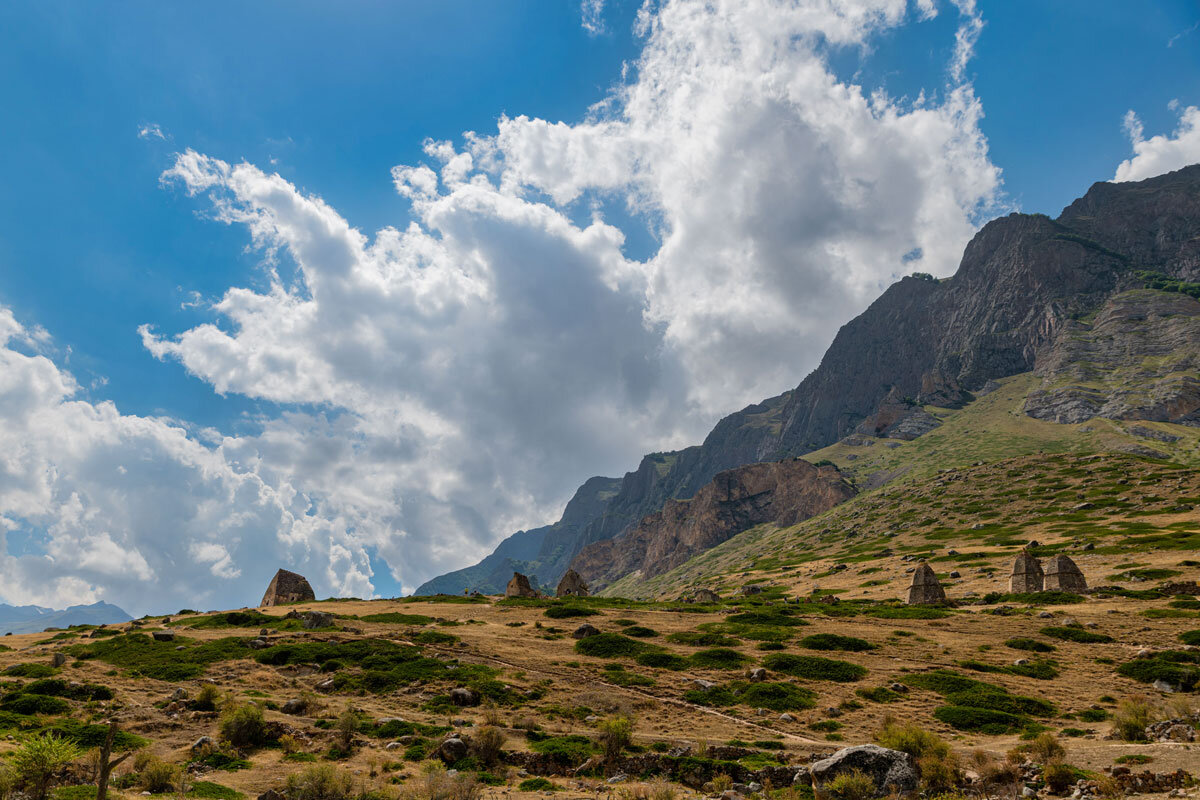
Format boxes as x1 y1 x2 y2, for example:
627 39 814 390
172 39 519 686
450 688 480 707
572 623 600 640
810 744 918 797
301 611 334 629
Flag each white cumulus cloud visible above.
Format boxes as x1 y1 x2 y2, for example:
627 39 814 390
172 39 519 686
1115 104 1200 182
6 0 1004 607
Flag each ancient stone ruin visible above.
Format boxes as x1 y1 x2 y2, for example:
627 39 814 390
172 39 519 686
1009 549 1045 593
905 562 946 605
688 588 720 603
1043 554 1088 592
260 569 315 607
555 569 589 598
505 572 538 598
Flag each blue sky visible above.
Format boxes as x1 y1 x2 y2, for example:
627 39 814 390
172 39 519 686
0 0 1197 613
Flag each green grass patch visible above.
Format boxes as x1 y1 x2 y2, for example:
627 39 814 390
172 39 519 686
688 648 751 670
1005 638 1056 653
526 733 598 766
855 687 900 703
1040 627 1113 644
761 653 867 682
797 634 876 652
666 631 741 647
544 606 599 619
635 652 689 670
1116 651 1200 691
359 613 435 625
684 681 815 711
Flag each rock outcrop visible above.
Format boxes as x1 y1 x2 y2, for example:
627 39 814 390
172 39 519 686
1024 290 1200 425
569 459 856 591
555 569 588 598
810 745 917 797
260 569 315 607
1009 549 1044 593
905 563 946 605
505 572 537 598
1043 555 1088 592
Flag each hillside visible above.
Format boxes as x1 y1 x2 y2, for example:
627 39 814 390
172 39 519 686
420 165 1200 597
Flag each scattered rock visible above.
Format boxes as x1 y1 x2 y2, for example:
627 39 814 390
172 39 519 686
152 630 176 642
450 688 480 707
435 737 469 765
810 745 918 797
746 668 767 682
572 624 600 640
301 611 334 629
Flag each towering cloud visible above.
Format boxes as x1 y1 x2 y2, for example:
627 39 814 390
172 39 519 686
4 1 1003 608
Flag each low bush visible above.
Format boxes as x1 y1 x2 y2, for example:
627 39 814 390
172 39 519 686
688 648 750 670
1005 638 1056 653
798 634 875 652
685 681 814 711
1116 650 1200 691
819 768 876 800
635 652 689 670
1040 627 1113 644
470 726 505 767
518 778 556 792
666 632 740 647
1111 697 1153 742
545 606 599 619
597 715 632 761
933 706 1026 734
12 733 81 800
761 653 867 682
282 765 354 800
358 613 434 625
575 634 652 659
1180 630 1200 646
874 719 949 760
1043 761 1079 795
3 665 57 679
623 626 658 638
526 733 597 767
136 754 181 793
218 703 269 751
855 687 900 703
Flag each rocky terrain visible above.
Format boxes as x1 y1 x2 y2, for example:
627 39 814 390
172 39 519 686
570 460 855 591
422 166 1200 598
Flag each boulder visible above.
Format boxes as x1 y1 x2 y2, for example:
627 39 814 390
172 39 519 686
450 688 480 707
689 588 721 604
506 572 538 599
301 611 335 630
51 652 67 667
1043 555 1087 592
746 668 767 682
905 562 946 605
810 744 918 797
435 736 469 765
260 568 316 607
1009 549 1044 593
572 623 600 640
152 630 176 642
556 569 589 598
282 699 308 715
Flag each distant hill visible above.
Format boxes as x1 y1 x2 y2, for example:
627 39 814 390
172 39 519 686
0 601 132 635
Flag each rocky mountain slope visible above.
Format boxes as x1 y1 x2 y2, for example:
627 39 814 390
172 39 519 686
419 165 1200 597
570 459 856 591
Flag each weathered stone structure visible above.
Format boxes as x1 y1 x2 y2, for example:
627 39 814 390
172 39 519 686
555 569 589 598
687 588 721 604
1009 549 1045 593
1043 555 1087 592
905 562 946 605
505 572 538 598
260 569 316 607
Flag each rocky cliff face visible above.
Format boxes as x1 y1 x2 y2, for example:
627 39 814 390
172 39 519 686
417 165 1200 597
569 459 856 591
1024 289 1200 425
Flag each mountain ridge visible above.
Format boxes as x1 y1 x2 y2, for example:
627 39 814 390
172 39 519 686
417 165 1200 597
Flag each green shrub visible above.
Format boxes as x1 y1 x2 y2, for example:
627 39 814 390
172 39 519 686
798 634 875 652
544 606 598 619
358 613 434 625
623 626 658 638
688 648 750 670
526 734 597 767
1111 696 1153 742
874 719 949 759
736 682 816 711
932 706 1027 734
3 665 57 679
1039 627 1113 644
666 631 740 647
1042 761 1078 794
412 630 458 646
855 687 900 703
282 765 353 800
21 679 112 701
761 653 866 682
1 695 71 715
1179 629 1200 646
597 716 632 761
944 686 1055 717
518 778 556 792
218 703 269 751
470 726 505 767
635 652 689 670
1116 650 1200 691
12 733 81 800
187 782 244 800
819 769 876 800
1005 638 1056 653
137 755 181 793
1077 708 1108 722
574 634 651 659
